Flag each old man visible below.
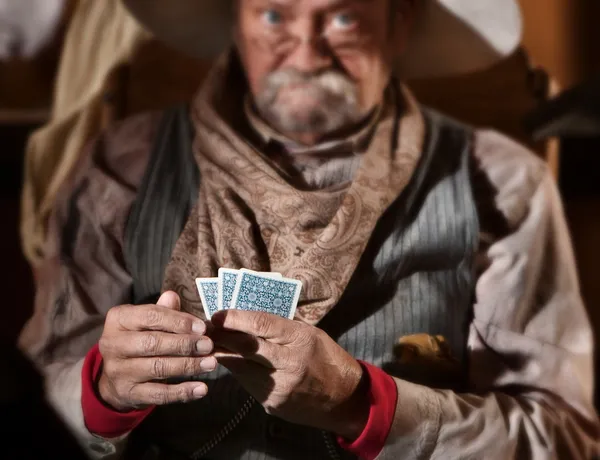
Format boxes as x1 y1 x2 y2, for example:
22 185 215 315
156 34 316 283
19 0 600 459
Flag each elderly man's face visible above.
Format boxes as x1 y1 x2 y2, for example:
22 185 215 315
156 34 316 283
236 0 413 144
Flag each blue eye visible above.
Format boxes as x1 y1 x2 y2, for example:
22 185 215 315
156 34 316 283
263 9 283 26
332 13 356 30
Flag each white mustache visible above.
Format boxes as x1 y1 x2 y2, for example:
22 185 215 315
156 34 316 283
261 69 358 105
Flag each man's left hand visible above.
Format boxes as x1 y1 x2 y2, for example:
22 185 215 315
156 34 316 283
210 310 369 440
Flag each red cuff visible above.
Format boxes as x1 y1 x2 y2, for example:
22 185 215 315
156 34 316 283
81 344 154 438
337 361 398 460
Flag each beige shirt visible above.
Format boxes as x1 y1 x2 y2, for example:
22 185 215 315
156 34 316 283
18 100 600 459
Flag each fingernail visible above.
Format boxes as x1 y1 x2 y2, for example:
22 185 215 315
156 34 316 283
200 357 217 372
196 338 213 355
193 385 207 399
192 322 206 335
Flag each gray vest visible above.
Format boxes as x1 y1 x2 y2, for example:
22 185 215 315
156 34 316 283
123 106 479 460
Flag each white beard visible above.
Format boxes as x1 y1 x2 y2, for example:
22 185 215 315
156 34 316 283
255 68 365 136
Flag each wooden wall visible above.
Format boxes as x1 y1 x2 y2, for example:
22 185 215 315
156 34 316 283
519 0 599 88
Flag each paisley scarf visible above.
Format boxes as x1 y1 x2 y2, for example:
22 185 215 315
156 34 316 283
163 52 425 325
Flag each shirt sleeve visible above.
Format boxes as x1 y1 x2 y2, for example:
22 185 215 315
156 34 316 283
375 133 600 459
82 344 155 438
337 362 398 460
18 113 159 459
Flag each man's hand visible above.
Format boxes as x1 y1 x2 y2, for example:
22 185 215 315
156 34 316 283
211 310 369 440
98 292 216 412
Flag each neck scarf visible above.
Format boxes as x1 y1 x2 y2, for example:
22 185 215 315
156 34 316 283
163 52 425 325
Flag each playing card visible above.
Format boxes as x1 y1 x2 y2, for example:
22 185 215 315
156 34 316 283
230 271 302 320
218 268 241 310
195 278 219 319
218 268 282 310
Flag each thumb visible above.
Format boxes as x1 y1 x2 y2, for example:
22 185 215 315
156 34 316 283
157 291 181 310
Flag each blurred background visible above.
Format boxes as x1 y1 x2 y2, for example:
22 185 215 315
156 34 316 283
1 0 599 400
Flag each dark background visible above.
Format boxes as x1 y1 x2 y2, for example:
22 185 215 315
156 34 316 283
2 124 35 341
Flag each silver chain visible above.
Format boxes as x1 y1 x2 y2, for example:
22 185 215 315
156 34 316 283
322 430 342 460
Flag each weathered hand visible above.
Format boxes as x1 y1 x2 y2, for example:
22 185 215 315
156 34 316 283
211 310 369 440
98 292 217 412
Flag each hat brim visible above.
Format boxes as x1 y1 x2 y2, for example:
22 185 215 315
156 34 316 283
122 0 522 79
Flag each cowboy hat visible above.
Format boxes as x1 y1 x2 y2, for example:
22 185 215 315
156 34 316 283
122 0 523 79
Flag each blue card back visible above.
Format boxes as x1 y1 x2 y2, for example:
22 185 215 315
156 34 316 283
195 278 219 319
230 271 302 319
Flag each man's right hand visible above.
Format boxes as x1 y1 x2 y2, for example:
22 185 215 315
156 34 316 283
97 291 216 412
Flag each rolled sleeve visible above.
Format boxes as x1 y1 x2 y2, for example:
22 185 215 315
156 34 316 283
82 344 154 439
337 361 398 460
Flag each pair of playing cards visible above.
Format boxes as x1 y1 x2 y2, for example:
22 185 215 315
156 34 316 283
195 268 303 320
